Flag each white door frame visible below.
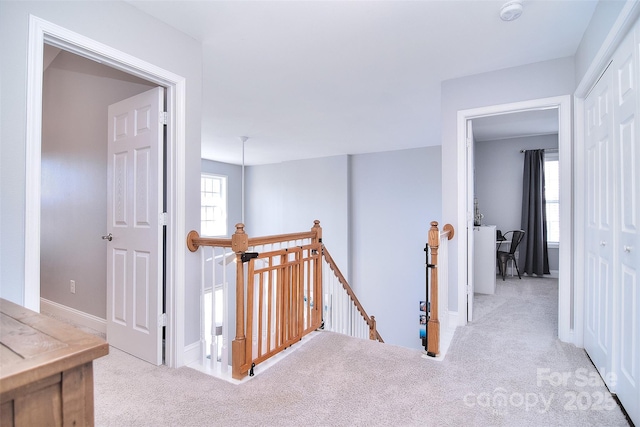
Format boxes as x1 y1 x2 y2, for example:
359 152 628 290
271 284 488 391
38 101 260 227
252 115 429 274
456 95 574 343
25 15 186 368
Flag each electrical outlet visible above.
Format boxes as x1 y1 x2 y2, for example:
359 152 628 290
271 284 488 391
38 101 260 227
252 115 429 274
70 280 76 294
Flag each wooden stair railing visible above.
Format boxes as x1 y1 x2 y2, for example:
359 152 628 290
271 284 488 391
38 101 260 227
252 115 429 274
187 221 323 380
321 247 383 343
425 221 454 357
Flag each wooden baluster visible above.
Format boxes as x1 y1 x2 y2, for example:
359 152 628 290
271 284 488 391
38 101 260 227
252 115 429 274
232 223 249 379
427 221 440 357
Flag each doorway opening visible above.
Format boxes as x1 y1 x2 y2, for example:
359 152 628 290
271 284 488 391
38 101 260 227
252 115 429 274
456 95 575 345
469 109 560 334
39 43 160 330
25 15 187 367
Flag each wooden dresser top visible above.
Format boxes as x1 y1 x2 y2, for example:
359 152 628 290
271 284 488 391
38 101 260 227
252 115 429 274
0 298 109 394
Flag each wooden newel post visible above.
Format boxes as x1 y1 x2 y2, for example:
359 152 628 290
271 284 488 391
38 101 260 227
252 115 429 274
232 223 249 379
369 315 377 340
427 221 440 357
311 219 322 243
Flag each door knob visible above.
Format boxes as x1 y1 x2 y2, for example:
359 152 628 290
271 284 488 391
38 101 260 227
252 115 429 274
624 246 633 253
102 233 113 241
600 241 606 246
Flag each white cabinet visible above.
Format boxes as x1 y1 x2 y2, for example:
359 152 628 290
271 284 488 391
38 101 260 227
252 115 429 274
474 225 496 294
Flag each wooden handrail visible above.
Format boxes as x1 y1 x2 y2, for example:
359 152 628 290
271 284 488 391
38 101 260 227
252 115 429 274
441 223 455 240
186 230 232 252
322 247 384 343
186 223 320 253
426 221 454 357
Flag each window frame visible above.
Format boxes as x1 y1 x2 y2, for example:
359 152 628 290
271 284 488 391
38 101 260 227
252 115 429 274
544 151 560 247
200 173 228 237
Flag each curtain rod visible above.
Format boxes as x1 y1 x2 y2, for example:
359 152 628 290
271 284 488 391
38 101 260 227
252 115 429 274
520 148 558 153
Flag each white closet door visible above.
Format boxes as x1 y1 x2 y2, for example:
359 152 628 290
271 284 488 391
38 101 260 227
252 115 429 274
583 62 616 390
612 24 640 424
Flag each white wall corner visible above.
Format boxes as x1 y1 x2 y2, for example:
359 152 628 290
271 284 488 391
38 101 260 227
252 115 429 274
448 311 459 330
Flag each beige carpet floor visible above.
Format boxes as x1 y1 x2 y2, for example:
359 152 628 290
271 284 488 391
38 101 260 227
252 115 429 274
92 275 631 426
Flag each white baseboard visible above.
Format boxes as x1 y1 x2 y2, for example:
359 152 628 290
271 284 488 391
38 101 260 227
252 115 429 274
183 340 201 366
40 298 106 334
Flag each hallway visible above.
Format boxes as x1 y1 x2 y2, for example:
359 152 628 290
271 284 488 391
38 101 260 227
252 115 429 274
92 275 630 426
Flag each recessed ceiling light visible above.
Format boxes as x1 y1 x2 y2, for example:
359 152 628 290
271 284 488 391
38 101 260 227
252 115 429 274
500 0 523 21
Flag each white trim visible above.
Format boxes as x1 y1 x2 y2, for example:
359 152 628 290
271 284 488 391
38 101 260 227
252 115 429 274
25 15 187 368
448 311 459 331
40 298 107 334
183 340 201 367
456 96 575 345
573 96 586 348
456 113 468 326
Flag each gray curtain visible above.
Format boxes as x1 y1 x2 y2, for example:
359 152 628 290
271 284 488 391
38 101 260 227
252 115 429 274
520 149 550 276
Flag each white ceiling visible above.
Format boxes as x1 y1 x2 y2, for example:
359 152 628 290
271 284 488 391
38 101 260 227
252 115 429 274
128 0 597 165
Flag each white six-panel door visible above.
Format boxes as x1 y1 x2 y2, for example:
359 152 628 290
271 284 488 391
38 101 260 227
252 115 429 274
107 87 164 365
583 62 615 388
611 23 640 424
584 19 640 425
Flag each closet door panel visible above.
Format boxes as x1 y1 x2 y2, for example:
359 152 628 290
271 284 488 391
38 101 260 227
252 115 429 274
583 66 615 386
611 23 640 425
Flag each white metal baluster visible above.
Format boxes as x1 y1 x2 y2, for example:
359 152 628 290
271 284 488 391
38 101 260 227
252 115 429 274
338 279 342 334
363 315 367 339
336 278 340 333
221 247 229 369
353 304 357 338
343 291 348 335
349 306 355 337
330 271 336 332
210 246 217 368
325 262 331 331
200 249 206 366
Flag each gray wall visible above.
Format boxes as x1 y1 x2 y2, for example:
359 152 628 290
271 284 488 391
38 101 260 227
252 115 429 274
474 134 559 272
0 1 203 349
350 147 441 350
441 57 576 312
238 147 441 350
246 155 350 278
41 50 155 318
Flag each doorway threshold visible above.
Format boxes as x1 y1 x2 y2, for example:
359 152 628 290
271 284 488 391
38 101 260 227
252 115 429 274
186 331 321 384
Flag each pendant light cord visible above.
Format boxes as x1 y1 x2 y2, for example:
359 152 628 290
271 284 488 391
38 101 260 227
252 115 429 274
240 136 248 225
